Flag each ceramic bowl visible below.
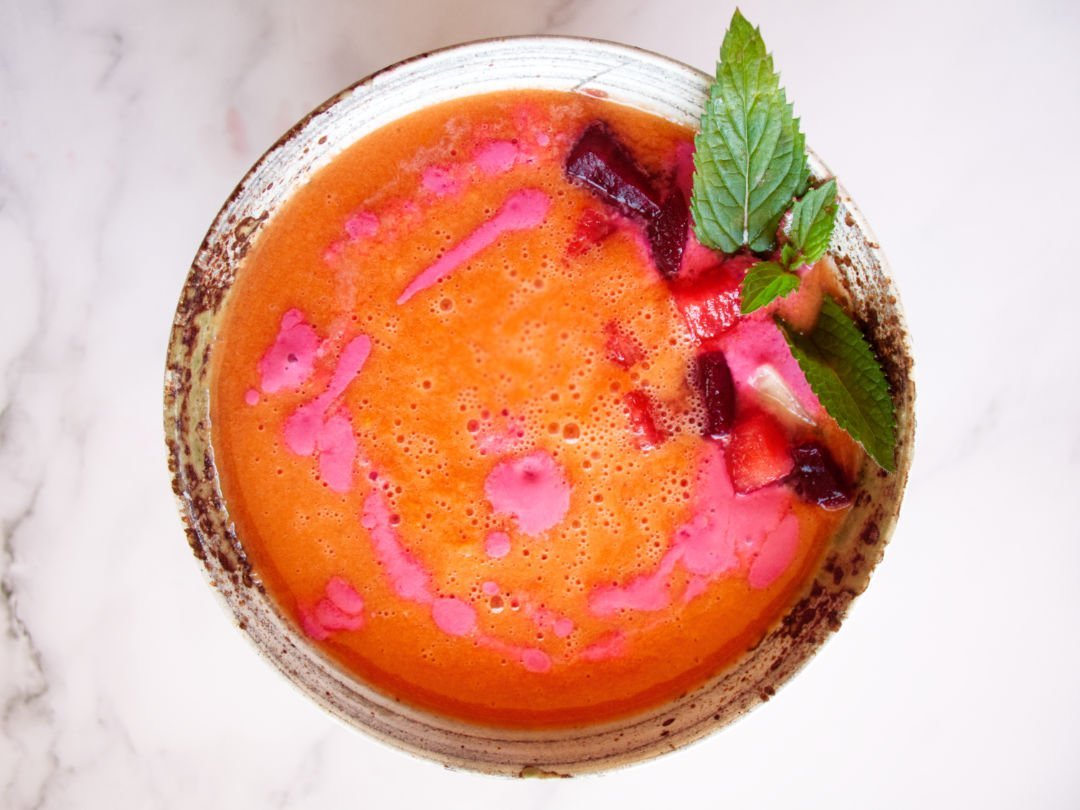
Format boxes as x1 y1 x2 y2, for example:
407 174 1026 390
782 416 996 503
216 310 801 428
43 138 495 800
164 37 915 776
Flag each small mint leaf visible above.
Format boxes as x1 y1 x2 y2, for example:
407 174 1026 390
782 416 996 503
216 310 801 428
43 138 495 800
690 10 809 254
740 261 800 314
788 179 838 266
780 242 799 268
778 296 897 471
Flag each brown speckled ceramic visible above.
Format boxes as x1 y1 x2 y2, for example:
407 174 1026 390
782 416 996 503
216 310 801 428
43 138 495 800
164 37 914 776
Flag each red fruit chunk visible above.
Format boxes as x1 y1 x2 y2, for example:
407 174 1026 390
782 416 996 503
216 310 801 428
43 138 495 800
788 442 853 510
566 123 661 220
567 207 618 256
646 188 688 279
727 411 794 494
604 321 645 368
673 267 742 343
695 351 736 439
623 390 666 450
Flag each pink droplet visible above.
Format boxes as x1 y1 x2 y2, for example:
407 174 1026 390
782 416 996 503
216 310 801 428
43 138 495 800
553 618 574 638
484 450 571 536
314 598 364 632
521 648 552 673
325 576 364 615
432 597 477 637
484 531 511 559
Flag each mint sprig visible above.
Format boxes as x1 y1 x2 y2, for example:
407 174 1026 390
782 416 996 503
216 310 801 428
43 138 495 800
689 11 898 471
690 9 809 254
778 297 897 471
740 179 839 314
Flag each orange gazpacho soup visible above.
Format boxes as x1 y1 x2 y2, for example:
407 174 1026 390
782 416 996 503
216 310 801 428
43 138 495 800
210 90 862 728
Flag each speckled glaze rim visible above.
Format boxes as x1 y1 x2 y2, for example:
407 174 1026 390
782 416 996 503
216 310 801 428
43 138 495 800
164 37 915 777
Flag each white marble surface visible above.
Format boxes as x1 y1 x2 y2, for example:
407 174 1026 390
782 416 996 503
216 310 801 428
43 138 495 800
2 0 1079 806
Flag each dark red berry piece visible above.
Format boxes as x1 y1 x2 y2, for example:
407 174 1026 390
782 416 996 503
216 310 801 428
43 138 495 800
565 122 661 219
623 390 667 450
696 351 735 439
788 442 853 510
646 188 688 279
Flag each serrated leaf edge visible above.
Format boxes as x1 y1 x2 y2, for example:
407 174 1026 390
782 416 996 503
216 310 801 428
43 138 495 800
740 261 800 314
778 298 897 471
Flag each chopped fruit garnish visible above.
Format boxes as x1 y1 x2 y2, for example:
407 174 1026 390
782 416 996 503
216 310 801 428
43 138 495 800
776 260 824 334
788 442 853 509
727 411 794 494
566 122 661 220
568 207 618 256
696 351 736 439
604 321 645 368
623 390 667 450
672 265 742 343
775 255 850 334
647 188 689 279
748 364 814 426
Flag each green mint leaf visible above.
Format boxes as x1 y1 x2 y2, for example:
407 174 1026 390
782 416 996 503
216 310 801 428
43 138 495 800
780 242 798 267
778 296 897 471
690 9 809 254
788 179 838 265
740 261 800 314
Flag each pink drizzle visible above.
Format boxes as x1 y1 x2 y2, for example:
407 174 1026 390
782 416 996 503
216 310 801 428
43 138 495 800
432 597 477 636
421 165 463 196
281 334 371 492
314 413 357 493
326 576 365 614
397 188 551 304
300 575 365 640
345 210 379 239
521 649 552 673
484 449 571 536
484 531 511 559
747 514 800 589
580 631 626 662
361 491 433 604
258 309 320 393
588 442 799 617
473 140 520 174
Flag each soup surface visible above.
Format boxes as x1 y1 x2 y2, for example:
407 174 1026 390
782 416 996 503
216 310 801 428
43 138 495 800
210 90 860 727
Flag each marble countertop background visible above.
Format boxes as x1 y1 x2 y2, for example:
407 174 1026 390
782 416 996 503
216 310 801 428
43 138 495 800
2 0 1078 807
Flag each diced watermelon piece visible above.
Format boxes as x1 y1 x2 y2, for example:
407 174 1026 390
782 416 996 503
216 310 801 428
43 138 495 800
623 390 667 450
567 207 618 256
604 321 645 368
776 261 824 333
565 122 661 219
788 442 853 509
695 351 736 439
726 411 794 494
646 188 688 279
672 266 742 342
